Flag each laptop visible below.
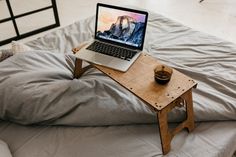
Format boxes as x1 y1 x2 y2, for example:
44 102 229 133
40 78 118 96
75 3 148 72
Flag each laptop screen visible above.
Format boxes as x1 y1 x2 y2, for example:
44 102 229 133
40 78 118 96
95 4 148 50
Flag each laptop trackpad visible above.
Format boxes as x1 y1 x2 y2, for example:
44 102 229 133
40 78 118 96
92 54 113 65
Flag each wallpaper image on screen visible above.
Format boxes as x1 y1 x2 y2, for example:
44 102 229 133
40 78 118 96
97 7 146 47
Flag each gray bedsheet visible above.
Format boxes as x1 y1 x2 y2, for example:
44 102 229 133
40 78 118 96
0 120 235 157
0 10 235 157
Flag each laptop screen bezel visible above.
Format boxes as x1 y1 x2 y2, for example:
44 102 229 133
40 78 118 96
95 3 148 51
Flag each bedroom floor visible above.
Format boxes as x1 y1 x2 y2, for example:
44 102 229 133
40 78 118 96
0 0 236 48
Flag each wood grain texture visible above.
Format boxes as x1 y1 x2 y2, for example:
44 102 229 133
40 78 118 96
94 53 197 111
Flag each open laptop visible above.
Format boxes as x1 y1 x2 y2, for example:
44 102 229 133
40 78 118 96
75 3 148 72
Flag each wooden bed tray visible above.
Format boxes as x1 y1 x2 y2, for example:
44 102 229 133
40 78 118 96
73 49 197 155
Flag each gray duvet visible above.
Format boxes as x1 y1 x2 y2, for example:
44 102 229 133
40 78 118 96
0 51 155 125
0 14 235 125
0 10 236 157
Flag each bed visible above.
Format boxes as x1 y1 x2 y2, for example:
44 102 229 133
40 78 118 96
0 10 235 157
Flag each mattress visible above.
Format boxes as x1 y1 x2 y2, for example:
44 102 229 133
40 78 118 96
0 10 236 157
0 120 235 157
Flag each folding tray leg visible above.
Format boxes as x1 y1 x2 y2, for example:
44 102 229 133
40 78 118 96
74 58 83 78
157 89 195 155
157 109 171 155
73 43 94 79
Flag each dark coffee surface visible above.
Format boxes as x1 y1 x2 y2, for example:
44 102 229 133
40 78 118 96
155 71 171 84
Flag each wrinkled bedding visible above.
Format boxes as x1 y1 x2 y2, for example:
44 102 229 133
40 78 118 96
0 14 235 125
0 10 236 157
0 51 155 125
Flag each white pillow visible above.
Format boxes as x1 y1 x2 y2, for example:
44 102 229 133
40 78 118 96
0 139 12 157
0 41 33 62
11 41 32 54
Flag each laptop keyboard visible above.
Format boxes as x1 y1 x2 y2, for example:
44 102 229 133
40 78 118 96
86 41 137 61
